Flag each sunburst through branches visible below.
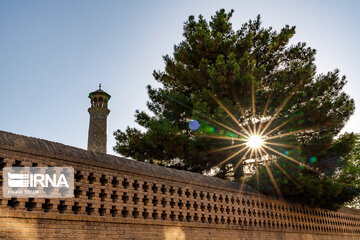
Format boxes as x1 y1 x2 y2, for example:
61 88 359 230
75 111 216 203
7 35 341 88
197 80 323 198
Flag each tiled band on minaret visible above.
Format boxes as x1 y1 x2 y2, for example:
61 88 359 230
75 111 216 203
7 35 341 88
87 84 111 153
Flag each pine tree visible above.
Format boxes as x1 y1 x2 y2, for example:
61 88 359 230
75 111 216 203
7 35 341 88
114 9 358 209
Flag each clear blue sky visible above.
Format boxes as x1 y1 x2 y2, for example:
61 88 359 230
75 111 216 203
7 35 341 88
1 0 359 155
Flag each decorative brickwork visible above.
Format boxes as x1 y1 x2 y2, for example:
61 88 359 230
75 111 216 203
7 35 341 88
0 130 360 239
88 107 110 153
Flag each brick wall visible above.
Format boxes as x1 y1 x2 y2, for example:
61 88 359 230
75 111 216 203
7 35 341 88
0 130 359 240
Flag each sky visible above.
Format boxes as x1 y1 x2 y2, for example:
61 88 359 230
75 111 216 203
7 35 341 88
0 0 359 155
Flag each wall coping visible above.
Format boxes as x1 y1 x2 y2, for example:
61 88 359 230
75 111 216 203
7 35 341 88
0 130 257 194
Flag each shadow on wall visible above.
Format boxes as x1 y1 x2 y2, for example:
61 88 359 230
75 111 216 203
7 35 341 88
0 218 38 239
0 218 90 240
164 227 186 240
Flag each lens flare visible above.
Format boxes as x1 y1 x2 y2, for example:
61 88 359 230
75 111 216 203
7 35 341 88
189 77 326 197
246 135 264 149
189 120 200 130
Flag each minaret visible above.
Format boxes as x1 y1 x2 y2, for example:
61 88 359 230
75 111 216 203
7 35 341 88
87 84 111 153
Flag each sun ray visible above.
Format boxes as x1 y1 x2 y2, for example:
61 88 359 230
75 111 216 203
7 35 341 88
256 147 264 192
234 147 252 170
260 149 298 185
262 117 297 137
263 141 300 149
261 100 337 137
204 117 249 139
263 161 283 197
231 89 254 136
252 121 257 139
240 147 255 171
259 92 295 136
215 146 248 168
248 147 255 161
265 127 316 141
198 134 247 142
272 160 298 185
254 147 260 192
255 167 260 193
251 78 256 118
262 144 315 171
258 147 282 197
240 175 249 193
209 143 247 153
257 145 266 160
256 92 272 135
207 91 252 137
251 78 257 135
162 91 250 138
265 119 335 141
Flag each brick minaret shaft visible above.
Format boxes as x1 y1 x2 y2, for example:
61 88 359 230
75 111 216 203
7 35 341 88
87 84 111 153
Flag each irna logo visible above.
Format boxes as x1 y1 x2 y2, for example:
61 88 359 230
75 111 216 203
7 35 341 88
7 172 69 188
3 167 74 198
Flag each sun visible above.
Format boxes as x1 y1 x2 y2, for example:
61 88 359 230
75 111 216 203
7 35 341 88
246 135 264 149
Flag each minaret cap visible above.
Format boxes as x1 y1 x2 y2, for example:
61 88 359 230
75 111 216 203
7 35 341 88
88 84 111 100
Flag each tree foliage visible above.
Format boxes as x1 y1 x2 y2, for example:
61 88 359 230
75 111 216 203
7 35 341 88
338 134 360 209
114 9 357 209
247 132 358 210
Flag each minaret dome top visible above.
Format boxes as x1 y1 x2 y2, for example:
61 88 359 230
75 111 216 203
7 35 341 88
88 84 111 108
